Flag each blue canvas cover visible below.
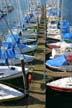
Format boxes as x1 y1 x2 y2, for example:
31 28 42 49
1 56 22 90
0 48 15 59
48 9 58 16
46 55 67 67
3 42 13 49
60 20 70 33
6 34 20 43
17 44 28 49
62 32 72 40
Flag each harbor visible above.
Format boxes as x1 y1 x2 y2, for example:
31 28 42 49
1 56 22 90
0 0 72 108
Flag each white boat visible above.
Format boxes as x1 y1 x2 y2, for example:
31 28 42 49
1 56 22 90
47 20 61 39
47 77 72 93
47 22 60 35
0 83 24 102
50 47 72 59
24 23 37 29
0 66 28 80
8 54 34 65
47 41 72 49
23 30 37 39
46 55 72 71
20 38 36 44
3 41 37 54
15 44 37 53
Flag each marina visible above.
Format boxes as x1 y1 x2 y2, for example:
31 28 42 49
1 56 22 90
0 0 72 108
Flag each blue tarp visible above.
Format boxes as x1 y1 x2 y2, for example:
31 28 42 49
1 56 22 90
46 55 67 67
18 44 28 49
47 9 58 16
62 32 72 40
3 42 16 49
60 20 70 33
6 34 20 43
0 48 15 59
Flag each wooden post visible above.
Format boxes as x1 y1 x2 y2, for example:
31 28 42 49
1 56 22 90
21 59 28 96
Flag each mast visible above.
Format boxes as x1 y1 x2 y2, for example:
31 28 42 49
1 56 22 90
16 0 23 29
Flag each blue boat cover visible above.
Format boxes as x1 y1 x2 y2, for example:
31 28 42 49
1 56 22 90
3 41 17 49
62 32 72 40
18 44 28 49
6 34 20 43
60 20 70 33
0 48 15 59
46 55 67 67
47 9 58 16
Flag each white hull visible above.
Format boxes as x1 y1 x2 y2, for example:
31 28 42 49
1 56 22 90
24 23 37 28
8 54 34 65
20 38 36 44
46 61 72 72
15 44 37 53
0 66 28 80
23 31 37 39
50 48 72 59
47 77 72 93
0 83 24 102
47 41 72 49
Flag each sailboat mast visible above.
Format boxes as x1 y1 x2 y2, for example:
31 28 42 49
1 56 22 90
16 0 23 29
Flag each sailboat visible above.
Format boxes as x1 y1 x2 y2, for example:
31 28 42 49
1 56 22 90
0 0 14 16
50 47 72 59
46 54 72 71
46 41 72 49
46 77 72 93
0 65 28 80
4 33 37 53
0 83 24 102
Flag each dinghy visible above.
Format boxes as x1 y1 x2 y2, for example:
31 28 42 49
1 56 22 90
50 47 72 59
9 54 34 65
3 41 37 54
46 55 72 71
23 30 37 39
47 22 60 35
15 44 37 53
0 83 24 102
47 41 72 49
46 77 72 93
0 47 34 64
0 66 28 80
8 29 37 43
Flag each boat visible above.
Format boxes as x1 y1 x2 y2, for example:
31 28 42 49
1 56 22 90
62 32 72 43
46 77 72 93
0 65 28 80
0 83 24 102
8 28 37 43
0 46 34 64
15 44 37 53
50 47 72 59
47 21 61 36
45 55 72 71
22 30 37 39
46 41 72 49
3 36 37 53
0 2 14 15
9 53 34 65
46 19 61 40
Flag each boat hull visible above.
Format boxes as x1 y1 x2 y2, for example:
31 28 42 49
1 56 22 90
0 83 24 102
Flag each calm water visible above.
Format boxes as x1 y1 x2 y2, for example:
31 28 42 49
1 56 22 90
0 0 30 34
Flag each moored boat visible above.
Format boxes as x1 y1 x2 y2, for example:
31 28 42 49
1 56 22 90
46 77 72 93
0 66 28 80
0 83 24 102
